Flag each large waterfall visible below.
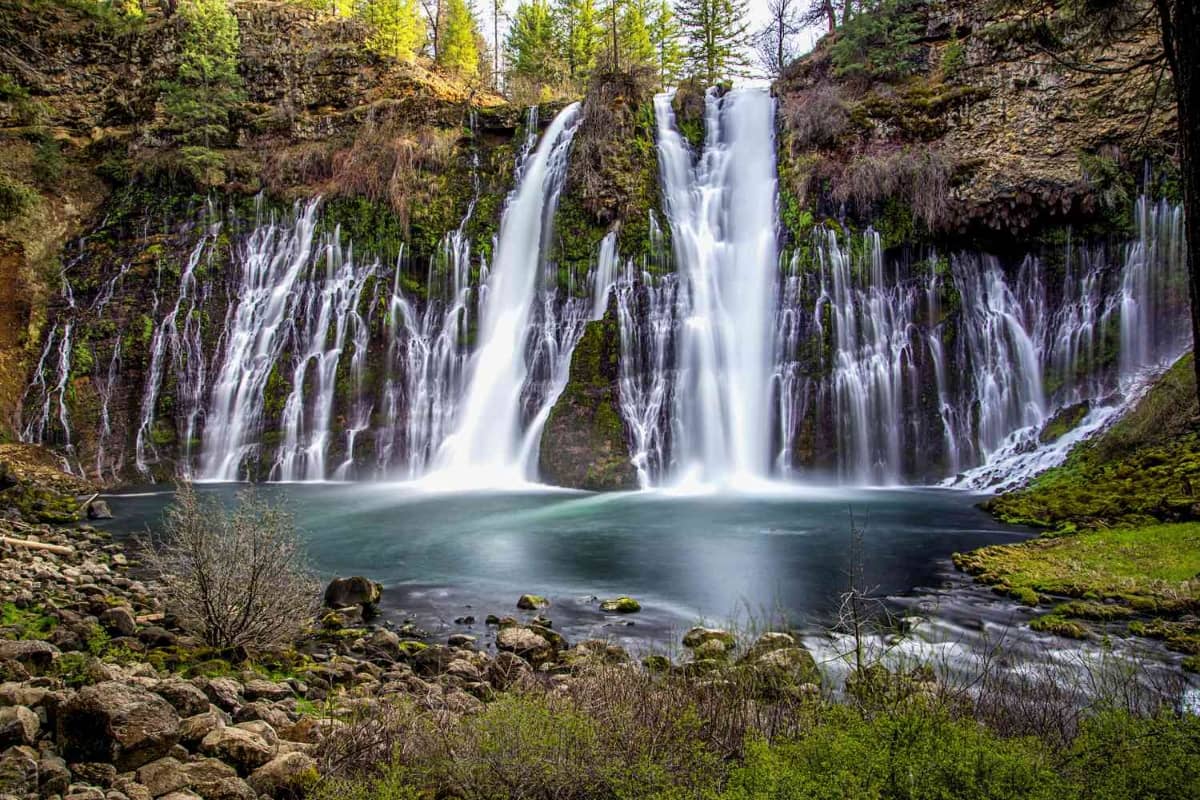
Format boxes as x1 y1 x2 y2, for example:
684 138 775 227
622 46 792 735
15 88 1189 491
651 88 780 489
424 102 584 488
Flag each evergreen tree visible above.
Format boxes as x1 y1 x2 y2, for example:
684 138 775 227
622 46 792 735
360 0 427 61
675 0 750 84
648 0 684 86
438 0 480 75
506 0 563 95
620 0 655 67
556 0 603 80
160 0 243 184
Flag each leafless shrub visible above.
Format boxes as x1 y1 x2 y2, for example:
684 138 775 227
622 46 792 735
139 484 320 654
782 82 850 149
833 145 953 229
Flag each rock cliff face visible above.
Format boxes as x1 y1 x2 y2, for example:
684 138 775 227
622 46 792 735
539 296 638 491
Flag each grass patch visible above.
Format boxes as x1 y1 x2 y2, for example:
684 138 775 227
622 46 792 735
954 523 1200 605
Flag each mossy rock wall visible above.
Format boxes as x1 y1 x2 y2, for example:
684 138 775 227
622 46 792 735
538 295 637 491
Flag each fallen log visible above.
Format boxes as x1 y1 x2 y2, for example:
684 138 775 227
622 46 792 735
0 535 73 555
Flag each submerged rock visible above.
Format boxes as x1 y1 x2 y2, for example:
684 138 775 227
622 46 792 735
516 594 549 610
599 596 641 613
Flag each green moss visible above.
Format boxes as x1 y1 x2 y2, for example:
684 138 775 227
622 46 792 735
1029 614 1089 639
599 597 641 613
0 602 57 640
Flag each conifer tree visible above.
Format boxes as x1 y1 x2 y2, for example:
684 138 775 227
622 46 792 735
360 0 427 61
506 0 563 96
674 0 750 84
648 0 684 86
438 0 481 75
556 0 604 80
620 0 656 67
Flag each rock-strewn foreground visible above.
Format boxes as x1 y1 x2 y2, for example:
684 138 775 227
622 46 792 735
0 452 819 800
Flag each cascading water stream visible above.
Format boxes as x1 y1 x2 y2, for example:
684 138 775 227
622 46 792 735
426 102 582 487
651 88 780 489
199 198 321 481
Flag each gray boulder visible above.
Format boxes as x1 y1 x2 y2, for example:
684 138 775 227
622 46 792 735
87 500 113 520
0 744 38 796
99 607 137 637
0 640 59 673
0 705 38 748
199 726 274 774
322 577 382 614
153 679 210 718
57 682 181 771
247 752 318 798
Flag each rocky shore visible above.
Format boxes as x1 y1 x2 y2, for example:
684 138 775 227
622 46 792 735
0 469 821 800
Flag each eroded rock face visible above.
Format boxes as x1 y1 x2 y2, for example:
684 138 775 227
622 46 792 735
56 682 181 771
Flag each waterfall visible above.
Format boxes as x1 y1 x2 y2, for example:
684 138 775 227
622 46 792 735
1119 196 1189 380
271 237 376 481
135 227 216 476
427 102 582 487
591 231 619 320
652 88 780 488
772 249 811 476
199 199 321 481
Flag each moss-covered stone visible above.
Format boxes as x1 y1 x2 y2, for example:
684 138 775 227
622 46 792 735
538 298 637 491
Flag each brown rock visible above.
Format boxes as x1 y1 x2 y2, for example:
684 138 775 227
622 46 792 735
57 682 181 771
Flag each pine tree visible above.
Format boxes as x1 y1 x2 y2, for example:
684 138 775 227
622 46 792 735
556 0 603 80
648 0 684 86
620 0 655 67
438 0 480 75
506 0 563 96
674 0 750 84
360 0 427 61
160 0 243 184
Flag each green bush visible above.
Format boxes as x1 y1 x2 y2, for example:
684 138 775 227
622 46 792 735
0 171 37 223
1063 710 1200 799
721 706 1066 800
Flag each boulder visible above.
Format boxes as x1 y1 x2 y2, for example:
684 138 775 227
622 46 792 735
516 594 549 610
57 682 181 771
178 709 226 749
322 577 382 614
135 756 190 797
485 652 531 690
87 500 113 520
99 607 137 637
153 679 210 718
181 757 240 796
247 752 318 798
599 597 641 613
0 640 59 673
0 705 38 748
740 632 795 662
38 752 71 797
495 626 554 666
682 627 735 649
199 726 274 774
242 680 291 703
0 744 38 796
692 639 731 660
201 678 242 712
755 647 820 686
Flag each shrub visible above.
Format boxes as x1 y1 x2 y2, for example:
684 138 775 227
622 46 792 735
721 706 1067 800
1063 710 1200 799
782 83 850 150
0 171 37 223
140 484 319 653
833 145 952 230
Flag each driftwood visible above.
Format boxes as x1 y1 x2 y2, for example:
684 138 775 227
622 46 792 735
0 535 73 555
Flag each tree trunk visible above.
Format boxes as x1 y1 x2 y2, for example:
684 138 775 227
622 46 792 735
1158 0 1200 404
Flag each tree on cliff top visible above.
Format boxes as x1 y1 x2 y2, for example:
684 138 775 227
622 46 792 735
507 0 564 100
159 0 243 185
361 0 428 61
437 0 481 75
675 0 750 85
